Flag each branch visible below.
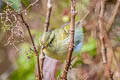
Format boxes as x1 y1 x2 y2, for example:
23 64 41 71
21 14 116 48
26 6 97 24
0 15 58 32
44 0 52 32
98 0 107 64
98 0 113 79
19 14 42 80
60 0 77 79
106 0 120 32
98 1 114 79
40 0 53 79
105 0 120 78
98 0 120 79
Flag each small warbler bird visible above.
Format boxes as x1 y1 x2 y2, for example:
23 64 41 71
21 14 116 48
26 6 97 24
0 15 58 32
39 21 84 60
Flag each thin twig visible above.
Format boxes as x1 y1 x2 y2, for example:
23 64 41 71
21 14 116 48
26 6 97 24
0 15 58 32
80 11 89 23
80 0 99 23
106 0 120 32
19 14 42 80
98 0 107 64
44 0 52 32
21 0 39 13
105 36 117 80
40 46 44 79
40 0 53 79
60 0 77 80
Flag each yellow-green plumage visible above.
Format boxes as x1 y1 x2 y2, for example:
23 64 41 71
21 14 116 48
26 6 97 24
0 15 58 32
39 21 84 60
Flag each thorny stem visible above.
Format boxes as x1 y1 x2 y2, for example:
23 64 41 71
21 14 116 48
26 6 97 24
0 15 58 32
19 14 42 80
60 0 77 80
40 0 53 79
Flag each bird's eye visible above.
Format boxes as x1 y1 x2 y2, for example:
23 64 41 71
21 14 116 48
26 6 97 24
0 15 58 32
47 35 54 47
49 37 54 45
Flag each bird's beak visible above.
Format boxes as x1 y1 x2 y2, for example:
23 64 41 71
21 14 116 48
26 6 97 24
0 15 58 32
42 43 49 49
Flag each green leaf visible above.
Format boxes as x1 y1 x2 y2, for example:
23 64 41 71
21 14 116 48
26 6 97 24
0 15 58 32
72 59 83 67
81 37 96 52
2 0 22 12
81 37 97 57
56 69 62 78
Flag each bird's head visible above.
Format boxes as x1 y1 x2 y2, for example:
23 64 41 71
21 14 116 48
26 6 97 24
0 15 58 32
39 31 54 47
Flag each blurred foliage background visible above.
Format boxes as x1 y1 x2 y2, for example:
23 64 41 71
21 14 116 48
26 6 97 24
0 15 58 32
0 0 120 80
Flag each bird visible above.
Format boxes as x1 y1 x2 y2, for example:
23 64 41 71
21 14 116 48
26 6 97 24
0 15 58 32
39 21 84 60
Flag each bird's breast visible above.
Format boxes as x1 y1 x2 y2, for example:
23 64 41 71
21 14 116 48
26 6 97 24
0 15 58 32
43 46 68 60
